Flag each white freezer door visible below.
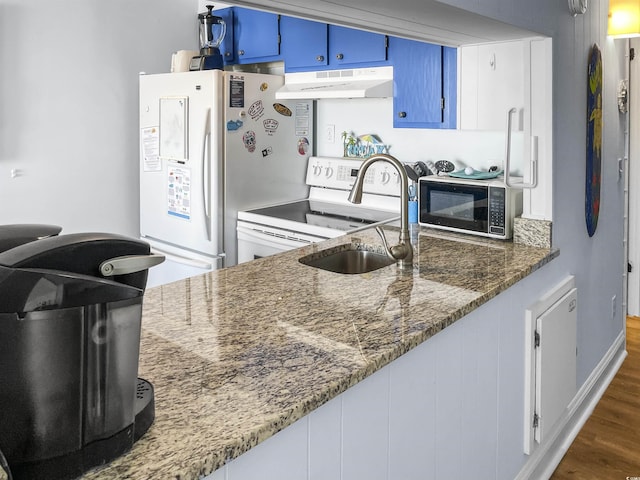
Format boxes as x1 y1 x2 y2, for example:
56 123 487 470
224 72 312 212
139 71 225 257
223 72 313 266
144 239 221 288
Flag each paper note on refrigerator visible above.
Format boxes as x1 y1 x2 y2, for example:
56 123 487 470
167 166 191 220
141 127 161 172
295 102 311 136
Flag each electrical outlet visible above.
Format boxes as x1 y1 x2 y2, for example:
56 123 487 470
611 294 617 320
325 124 335 143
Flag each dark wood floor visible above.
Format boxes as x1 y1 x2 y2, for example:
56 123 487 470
551 316 640 479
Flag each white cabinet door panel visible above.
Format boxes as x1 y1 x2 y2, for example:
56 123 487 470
341 369 390 480
460 41 525 130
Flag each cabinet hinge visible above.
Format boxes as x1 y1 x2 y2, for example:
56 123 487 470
629 262 633 273
534 330 540 348
440 97 445 110
631 47 635 61
533 413 539 429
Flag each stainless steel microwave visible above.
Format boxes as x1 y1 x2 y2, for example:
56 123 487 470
418 176 523 239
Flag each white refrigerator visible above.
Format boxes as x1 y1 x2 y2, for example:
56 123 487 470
139 70 313 287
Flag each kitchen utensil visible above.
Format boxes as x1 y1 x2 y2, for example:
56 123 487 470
434 160 455 175
413 161 430 176
404 164 419 182
408 183 416 200
404 161 430 181
190 5 226 71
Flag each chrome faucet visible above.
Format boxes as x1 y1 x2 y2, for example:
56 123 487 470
348 154 413 271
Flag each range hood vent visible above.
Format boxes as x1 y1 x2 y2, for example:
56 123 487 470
275 66 394 100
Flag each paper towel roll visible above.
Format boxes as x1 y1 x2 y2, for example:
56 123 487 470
171 50 199 73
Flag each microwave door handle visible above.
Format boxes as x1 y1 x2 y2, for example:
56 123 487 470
504 107 538 189
202 108 212 241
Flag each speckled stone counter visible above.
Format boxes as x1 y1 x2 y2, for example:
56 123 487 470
82 225 557 480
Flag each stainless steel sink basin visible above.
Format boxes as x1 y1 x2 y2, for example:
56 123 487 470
298 244 395 274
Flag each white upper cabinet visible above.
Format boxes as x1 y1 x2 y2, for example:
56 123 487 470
458 38 552 222
459 40 525 131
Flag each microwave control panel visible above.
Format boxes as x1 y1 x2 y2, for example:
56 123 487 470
488 187 506 235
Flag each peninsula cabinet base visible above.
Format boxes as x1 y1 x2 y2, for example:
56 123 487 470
204 297 536 480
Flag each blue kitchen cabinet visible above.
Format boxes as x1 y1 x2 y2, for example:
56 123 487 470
328 26 387 66
280 16 329 70
216 8 235 65
217 10 457 131
389 37 457 129
218 7 281 65
281 19 387 72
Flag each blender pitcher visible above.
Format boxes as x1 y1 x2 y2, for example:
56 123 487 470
190 5 226 71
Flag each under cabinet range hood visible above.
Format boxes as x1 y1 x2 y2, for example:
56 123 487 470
275 66 393 100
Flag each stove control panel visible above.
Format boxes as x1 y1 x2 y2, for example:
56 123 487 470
305 156 403 197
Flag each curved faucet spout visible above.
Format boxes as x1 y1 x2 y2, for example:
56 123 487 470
348 154 413 270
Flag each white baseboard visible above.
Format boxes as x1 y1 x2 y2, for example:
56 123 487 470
515 329 627 480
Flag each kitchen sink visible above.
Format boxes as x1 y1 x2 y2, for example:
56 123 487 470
298 244 395 274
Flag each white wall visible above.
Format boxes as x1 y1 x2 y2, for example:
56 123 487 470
627 37 639 315
315 97 526 174
0 0 198 235
426 0 629 451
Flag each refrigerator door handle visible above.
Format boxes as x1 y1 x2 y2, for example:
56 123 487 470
202 108 212 241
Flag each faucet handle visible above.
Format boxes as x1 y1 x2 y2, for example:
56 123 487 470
376 226 412 263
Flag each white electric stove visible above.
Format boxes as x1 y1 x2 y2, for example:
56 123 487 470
236 156 403 263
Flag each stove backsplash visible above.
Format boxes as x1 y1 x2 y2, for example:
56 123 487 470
315 97 524 176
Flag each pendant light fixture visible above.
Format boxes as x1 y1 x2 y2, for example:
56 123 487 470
608 0 640 37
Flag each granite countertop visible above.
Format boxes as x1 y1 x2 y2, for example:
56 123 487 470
83 225 557 480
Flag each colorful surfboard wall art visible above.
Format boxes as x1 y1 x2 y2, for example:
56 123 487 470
586 43 602 237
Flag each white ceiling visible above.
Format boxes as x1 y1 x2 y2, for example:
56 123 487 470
223 0 542 46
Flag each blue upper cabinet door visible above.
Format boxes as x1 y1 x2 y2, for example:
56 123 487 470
216 8 235 65
389 37 456 129
233 8 280 63
329 26 387 66
281 17 328 71
441 46 457 129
